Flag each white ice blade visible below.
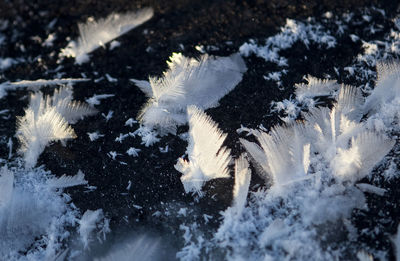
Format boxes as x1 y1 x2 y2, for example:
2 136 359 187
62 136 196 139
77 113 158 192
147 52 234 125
47 170 88 188
17 107 76 168
9 78 88 89
175 106 232 194
138 52 247 135
16 86 95 168
363 61 400 115
61 8 154 64
241 123 311 187
240 137 270 178
232 154 251 215
54 99 98 124
295 75 339 101
79 209 104 249
332 131 394 183
130 79 152 97
335 84 364 122
0 78 88 99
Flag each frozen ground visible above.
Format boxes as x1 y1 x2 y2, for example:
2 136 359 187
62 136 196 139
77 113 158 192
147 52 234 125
1 0 400 260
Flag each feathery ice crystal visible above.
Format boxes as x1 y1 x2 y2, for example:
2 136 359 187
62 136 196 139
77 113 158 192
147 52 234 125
47 170 88 188
174 106 232 195
193 61 399 261
231 154 252 215
303 84 393 183
241 123 311 186
271 76 340 122
294 75 340 102
132 52 247 135
61 8 154 64
242 83 394 186
363 61 400 115
16 86 97 168
79 209 110 249
0 78 88 99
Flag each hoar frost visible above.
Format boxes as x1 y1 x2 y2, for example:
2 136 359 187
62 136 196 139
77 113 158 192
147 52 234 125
16 86 97 168
240 18 336 66
132 52 247 135
3 6 400 261
177 60 399 260
60 8 154 64
0 164 82 260
79 209 110 249
174 106 232 195
0 78 88 99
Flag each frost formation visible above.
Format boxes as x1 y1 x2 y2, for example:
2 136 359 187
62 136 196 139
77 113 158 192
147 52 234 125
132 52 247 135
0 164 82 260
175 106 232 195
61 8 154 64
182 61 399 261
16 86 97 168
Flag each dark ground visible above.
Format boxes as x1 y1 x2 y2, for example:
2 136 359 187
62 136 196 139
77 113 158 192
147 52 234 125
1 0 400 259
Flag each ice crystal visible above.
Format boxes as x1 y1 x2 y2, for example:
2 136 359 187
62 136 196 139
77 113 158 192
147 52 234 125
16 86 96 168
79 209 107 249
175 106 232 195
132 52 247 135
61 8 154 64
241 123 310 186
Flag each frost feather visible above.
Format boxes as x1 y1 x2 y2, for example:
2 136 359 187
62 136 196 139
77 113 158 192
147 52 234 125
363 61 400 115
174 106 232 195
241 123 310 186
17 86 96 168
133 52 247 135
232 154 251 214
47 170 88 188
295 75 339 101
61 8 154 64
